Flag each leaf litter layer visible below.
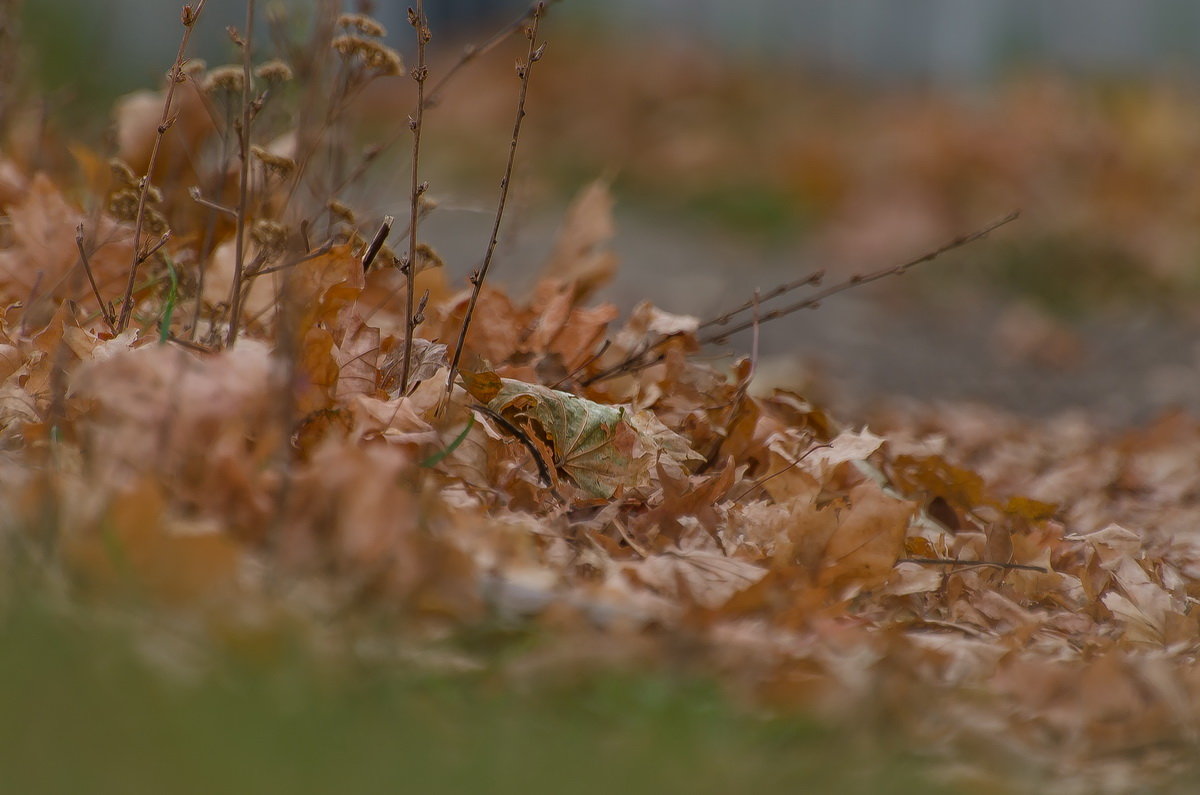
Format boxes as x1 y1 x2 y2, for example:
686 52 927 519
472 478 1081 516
2 4 1200 793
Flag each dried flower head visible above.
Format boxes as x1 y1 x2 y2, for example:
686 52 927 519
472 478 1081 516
108 159 138 192
251 219 289 259
327 200 357 225
414 243 444 274
108 189 140 223
182 58 207 79
254 59 293 83
338 13 387 38
332 35 403 76
143 208 170 236
202 65 246 95
250 145 296 179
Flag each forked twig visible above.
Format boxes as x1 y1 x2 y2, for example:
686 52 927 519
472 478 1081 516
116 0 207 331
702 211 1019 345
443 4 546 405
582 211 1020 385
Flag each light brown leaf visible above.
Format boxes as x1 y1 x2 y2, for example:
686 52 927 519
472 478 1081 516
818 481 915 593
335 315 380 401
541 179 618 301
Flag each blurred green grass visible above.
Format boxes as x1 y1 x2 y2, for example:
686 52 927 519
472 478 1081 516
0 602 950 795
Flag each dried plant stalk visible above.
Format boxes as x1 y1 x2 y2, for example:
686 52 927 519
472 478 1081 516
328 1 561 223
226 0 256 347
444 4 546 404
399 1 431 394
75 223 115 332
116 0 207 332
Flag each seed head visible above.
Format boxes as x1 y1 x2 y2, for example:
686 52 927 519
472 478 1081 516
338 13 387 38
254 59 293 84
202 65 246 95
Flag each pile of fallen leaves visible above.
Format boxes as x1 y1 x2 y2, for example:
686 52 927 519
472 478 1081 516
3 8 1200 794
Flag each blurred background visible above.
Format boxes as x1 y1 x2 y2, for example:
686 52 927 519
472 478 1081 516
13 0 1200 424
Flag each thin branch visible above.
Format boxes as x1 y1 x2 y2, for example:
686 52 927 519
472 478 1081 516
166 334 215 354
423 0 558 109
137 232 172 264
582 211 1020 385
116 0 206 331
399 2 430 395
897 557 1049 574
730 442 828 503
188 185 238 217
322 0 561 208
251 240 334 277
75 223 115 332
550 340 611 389
443 5 546 405
226 0 256 348
698 269 823 333
702 211 1020 345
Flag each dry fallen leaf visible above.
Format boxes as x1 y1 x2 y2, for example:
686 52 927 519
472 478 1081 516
483 377 702 498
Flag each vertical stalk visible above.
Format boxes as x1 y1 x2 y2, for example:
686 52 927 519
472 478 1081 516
444 4 545 405
226 0 256 347
116 1 207 332
399 1 430 395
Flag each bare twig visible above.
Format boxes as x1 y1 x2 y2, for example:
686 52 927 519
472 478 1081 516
582 211 1020 385
424 0 559 109
187 185 237 217
897 557 1049 574
137 232 172 264
698 269 823 333
550 340 611 389
399 2 430 395
75 223 115 332
730 442 828 503
444 4 546 405
116 0 206 331
703 211 1019 345
251 240 334 278
324 0 562 207
226 0 256 348
166 334 215 353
